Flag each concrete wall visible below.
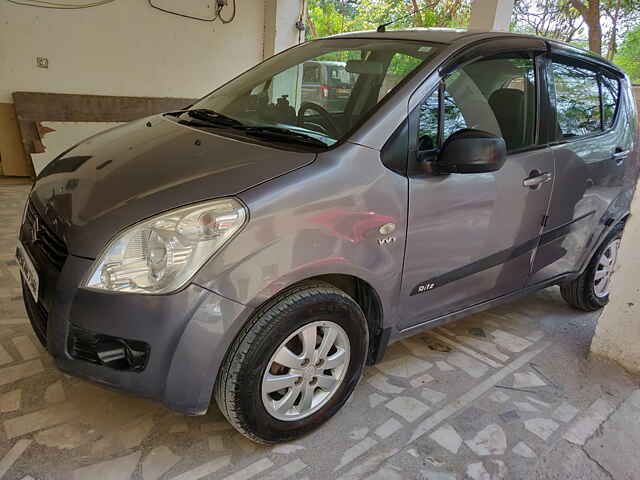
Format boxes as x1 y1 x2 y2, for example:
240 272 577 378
0 1 266 103
0 0 301 176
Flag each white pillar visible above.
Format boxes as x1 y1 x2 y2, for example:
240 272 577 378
590 193 640 373
263 0 303 59
469 0 515 32
591 88 640 373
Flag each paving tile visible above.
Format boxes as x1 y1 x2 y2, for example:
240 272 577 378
142 446 181 480
0 389 21 413
368 392 388 408
374 418 402 439
335 437 377 471
0 344 13 365
513 441 537 458
271 443 305 455
524 418 559 441
513 371 546 388
514 401 540 413
34 423 99 450
446 352 489 378
367 373 405 394
410 373 434 388
490 329 532 353
564 399 615 445
208 435 226 451
223 458 273 480
429 424 462 454
12 335 39 360
170 456 231 480
261 459 308 480
487 390 510 403
552 402 579 423
376 356 433 378
0 439 31 478
435 361 454 372
465 424 507 456
4 403 77 439
44 380 66 404
385 396 430 422
0 359 44 387
72 451 141 480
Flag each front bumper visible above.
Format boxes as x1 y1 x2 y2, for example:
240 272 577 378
20 238 252 415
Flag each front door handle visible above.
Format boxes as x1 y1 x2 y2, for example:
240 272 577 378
523 171 553 189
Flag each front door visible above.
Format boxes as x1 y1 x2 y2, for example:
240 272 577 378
399 49 554 330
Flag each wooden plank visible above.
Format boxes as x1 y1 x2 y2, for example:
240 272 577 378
13 92 195 123
0 103 33 177
11 92 196 168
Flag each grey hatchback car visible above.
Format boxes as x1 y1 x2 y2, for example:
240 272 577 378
18 29 639 443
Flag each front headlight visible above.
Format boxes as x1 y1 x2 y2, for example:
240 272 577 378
84 198 247 294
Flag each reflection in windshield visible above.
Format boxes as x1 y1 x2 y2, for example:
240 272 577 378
189 39 441 147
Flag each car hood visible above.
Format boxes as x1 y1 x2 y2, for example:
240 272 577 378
30 115 316 258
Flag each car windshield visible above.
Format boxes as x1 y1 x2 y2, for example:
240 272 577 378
189 39 442 147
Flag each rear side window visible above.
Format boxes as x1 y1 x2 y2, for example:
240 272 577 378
551 61 601 137
601 74 620 128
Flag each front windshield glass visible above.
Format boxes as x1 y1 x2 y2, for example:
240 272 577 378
190 39 442 147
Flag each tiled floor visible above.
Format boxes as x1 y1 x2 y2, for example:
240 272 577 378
0 184 638 480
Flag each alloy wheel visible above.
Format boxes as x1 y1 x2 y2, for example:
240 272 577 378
593 238 621 298
261 321 350 421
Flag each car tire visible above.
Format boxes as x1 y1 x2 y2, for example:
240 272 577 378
560 223 624 312
214 281 369 444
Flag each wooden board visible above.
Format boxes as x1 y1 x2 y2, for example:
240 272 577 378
12 92 196 176
0 103 32 177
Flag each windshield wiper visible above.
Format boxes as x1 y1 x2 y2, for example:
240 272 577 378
179 109 245 128
242 126 329 148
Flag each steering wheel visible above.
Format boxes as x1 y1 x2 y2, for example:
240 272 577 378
297 102 340 138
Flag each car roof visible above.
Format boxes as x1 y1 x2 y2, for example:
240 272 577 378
326 28 622 73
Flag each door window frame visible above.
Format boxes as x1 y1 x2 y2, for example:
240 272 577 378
406 46 548 176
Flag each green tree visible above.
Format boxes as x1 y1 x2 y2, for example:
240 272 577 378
306 0 471 40
614 24 640 83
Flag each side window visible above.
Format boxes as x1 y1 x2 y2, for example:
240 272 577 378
601 74 620 129
550 60 601 138
416 54 537 152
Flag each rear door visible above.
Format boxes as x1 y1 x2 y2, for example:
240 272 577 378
528 50 630 284
399 40 555 330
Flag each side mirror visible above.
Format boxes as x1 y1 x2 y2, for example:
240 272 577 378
437 129 506 174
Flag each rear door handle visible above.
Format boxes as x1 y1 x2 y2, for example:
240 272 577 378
523 171 553 189
612 149 629 165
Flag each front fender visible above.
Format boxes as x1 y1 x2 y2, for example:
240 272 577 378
192 143 409 329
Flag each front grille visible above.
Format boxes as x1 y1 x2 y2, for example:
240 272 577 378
25 202 68 270
22 281 48 347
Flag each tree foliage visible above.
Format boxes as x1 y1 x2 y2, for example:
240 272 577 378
306 0 471 40
307 0 640 75
614 24 640 83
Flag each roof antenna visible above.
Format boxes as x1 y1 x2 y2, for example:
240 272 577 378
377 6 422 32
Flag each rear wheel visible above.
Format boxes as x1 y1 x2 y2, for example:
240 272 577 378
560 224 623 311
214 281 368 444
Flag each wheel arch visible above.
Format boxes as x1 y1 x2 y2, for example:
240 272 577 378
306 273 388 365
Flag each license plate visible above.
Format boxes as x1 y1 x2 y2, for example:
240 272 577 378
16 241 39 301
336 88 350 95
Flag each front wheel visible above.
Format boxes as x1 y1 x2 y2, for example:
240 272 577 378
560 223 623 311
214 281 368 444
